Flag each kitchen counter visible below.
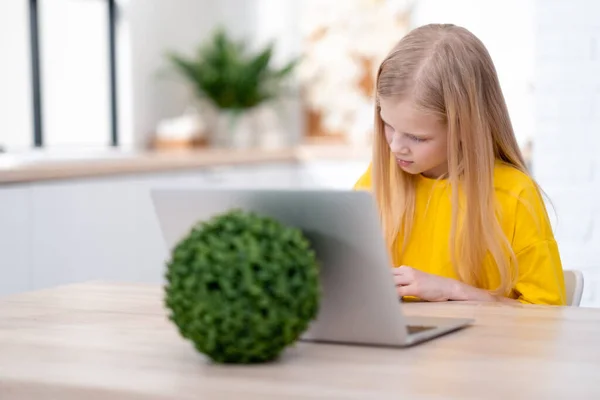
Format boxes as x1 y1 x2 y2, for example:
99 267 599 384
0 144 372 185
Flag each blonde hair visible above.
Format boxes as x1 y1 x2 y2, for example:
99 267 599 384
373 23 529 296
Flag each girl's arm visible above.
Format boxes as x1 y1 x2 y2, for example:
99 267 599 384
393 266 521 303
449 279 520 304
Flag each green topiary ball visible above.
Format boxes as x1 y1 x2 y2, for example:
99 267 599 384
164 208 321 364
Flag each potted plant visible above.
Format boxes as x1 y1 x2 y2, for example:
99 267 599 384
167 28 298 148
164 209 321 364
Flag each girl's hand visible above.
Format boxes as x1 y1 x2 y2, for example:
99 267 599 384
392 266 521 303
392 266 457 302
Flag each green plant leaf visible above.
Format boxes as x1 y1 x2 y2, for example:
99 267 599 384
164 28 300 110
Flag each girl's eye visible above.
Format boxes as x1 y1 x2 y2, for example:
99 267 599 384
409 135 427 143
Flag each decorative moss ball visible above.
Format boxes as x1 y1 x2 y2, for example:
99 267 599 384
164 208 321 364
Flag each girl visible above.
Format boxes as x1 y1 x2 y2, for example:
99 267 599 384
354 23 566 305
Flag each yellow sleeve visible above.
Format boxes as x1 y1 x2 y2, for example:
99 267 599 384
353 163 373 191
511 185 567 305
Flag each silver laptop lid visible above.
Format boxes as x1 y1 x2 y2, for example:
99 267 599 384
151 188 410 346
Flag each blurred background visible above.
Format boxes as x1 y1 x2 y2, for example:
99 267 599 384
1 0 598 306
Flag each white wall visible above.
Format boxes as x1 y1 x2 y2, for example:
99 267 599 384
118 0 301 149
253 0 303 145
411 0 536 149
120 0 253 148
532 0 600 307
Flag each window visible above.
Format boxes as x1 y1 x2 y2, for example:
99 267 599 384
0 1 34 151
0 0 118 152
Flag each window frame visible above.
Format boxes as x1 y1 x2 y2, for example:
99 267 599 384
28 0 119 148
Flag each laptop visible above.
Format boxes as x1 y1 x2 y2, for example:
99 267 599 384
150 188 473 347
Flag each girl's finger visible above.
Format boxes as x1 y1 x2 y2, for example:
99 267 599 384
392 266 410 275
396 284 417 297
393 274 413 286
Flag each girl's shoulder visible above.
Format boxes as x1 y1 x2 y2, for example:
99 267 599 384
493 161 537 196
493 161 549 225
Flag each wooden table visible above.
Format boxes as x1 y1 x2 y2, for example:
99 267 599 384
0 282 598 399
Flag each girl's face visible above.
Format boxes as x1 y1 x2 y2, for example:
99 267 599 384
379 97 449 179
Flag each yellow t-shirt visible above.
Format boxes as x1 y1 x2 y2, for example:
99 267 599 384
354 162 567 305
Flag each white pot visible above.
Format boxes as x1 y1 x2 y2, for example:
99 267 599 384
214 110 257 149
202 103 287 149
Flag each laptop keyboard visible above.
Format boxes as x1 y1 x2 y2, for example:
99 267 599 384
407 325 435 334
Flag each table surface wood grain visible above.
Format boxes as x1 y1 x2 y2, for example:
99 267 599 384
0 281 598 399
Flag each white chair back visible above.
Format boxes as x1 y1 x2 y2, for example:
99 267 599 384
564 270 584 307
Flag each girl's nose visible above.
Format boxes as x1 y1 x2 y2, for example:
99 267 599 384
390 135 410 155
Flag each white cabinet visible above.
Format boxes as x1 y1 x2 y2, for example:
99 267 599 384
298 160 370 189
1 160 365 295
0 187 31 296
28 169 210 291
29 175 169 290
153 163 299 189
28 163 300 291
